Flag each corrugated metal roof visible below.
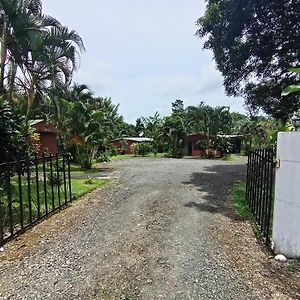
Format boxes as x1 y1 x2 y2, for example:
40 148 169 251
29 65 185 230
29 119 44 126
112 137 154 142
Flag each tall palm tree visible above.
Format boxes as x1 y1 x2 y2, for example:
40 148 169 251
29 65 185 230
64 83 93 103
0 0 43 94
186 103 231 148
21 22 85 120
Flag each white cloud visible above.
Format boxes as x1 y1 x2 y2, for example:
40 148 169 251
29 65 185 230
73 58 113 92
143 64 223 98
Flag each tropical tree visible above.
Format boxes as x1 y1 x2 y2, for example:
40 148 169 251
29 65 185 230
196 0 300 120
282 68 300 96
142 112 165 154
0 0 42 94
135 118 145 136
240 118 267 154
62 83 93 103
21 24 85 120
186 103 231 148
163 114 185 158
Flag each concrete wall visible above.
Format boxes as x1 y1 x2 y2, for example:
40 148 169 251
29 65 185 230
273 132 300 258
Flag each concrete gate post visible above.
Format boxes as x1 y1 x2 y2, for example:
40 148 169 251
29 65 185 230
272 132 300 258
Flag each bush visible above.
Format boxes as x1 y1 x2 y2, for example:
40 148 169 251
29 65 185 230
107 144 117 156
76 147 93 169
131 142 153 156
96 152 110 163
211 137 233 155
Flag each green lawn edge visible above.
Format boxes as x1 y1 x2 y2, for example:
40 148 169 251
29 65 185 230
230 182 252 220
71 178 112 200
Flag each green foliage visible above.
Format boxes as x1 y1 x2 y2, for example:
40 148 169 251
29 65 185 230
141 112 166 154
163 113 185 158
282 68 300 97
135 118 145 136
96 152 110 163
186 103 231 135
131 142 153 156
240 118 267 154
197 1 300 120
211 137 233 155
76 146 93 169
230 182 252 220
0 98 26 161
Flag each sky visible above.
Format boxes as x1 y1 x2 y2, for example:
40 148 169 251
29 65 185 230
43 0 245 124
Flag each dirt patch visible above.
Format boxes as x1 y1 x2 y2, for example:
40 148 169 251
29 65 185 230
216 207 300 300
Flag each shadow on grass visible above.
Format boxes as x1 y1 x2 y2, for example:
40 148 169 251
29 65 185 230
182 163 247 221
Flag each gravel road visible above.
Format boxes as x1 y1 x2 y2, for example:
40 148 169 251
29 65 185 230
0 158 297 299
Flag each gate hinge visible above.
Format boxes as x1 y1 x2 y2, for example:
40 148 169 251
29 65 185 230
276 159 280 169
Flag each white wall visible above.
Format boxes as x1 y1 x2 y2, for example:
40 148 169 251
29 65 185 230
273 132 300 258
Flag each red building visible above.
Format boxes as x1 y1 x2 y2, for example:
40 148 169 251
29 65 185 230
112 137 153 154
30 120 58 155
185 132 221 158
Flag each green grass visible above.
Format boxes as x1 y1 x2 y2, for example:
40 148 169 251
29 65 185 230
110 152 167 160
110 154 134 160
69 163 103 174
0 177 110 230
222 154 235 161
230 182 252 220
71 178 110 199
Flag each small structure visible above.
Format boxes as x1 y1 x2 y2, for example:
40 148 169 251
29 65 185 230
112 137 153 154
30 120 58 155
184 132 221 157
217 134 243 153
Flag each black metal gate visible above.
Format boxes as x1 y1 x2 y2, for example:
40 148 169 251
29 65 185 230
246 148 276 242
0 153 72 246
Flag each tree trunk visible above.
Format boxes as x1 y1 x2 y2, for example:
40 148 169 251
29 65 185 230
8 61 17 102
25 76 36 121
0 19 7 93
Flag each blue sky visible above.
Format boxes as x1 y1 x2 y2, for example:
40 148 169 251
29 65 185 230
43 0 245 123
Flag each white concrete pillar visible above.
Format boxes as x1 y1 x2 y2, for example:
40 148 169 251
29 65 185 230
273 132 300 258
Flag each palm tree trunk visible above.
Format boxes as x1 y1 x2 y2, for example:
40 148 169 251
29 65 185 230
0 19 7 93
25 76 36 121
8 61 17 102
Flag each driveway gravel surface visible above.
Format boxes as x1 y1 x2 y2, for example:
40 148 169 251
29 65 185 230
0 158 299 299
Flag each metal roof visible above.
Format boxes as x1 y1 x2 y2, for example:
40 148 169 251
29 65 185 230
112 137 154 142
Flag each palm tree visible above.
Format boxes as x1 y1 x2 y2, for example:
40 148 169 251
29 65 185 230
186 103 231 149
64 83 93 103
0 0 43 95
21 23 85 120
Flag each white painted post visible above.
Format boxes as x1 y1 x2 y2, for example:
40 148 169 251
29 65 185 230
272 132 300 258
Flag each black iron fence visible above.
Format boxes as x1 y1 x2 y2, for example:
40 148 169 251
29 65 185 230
0 153 72 246
246 148 276 242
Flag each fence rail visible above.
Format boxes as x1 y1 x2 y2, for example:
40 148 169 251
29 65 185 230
0 153 72 246
246 148 276 242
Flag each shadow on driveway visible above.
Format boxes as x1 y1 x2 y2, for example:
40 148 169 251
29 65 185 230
182 163 246 221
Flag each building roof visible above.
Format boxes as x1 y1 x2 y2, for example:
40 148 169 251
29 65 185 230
29 119 44 126
217 134 243 138
112 137 154 142
29 119 57 133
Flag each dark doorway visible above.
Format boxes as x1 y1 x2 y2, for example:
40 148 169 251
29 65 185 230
188 142 193 156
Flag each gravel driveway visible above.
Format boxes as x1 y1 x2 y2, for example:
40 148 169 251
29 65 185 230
0 158 296 299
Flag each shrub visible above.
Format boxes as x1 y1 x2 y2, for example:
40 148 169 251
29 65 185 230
211 137 233 155
76 147 93 169
96 152 110 163
131 142 153 156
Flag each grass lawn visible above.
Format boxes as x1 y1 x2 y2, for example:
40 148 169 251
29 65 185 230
110 152 167 160
110 154 134 160
230 182 252 220
0 177 111 230
71 178 110 199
